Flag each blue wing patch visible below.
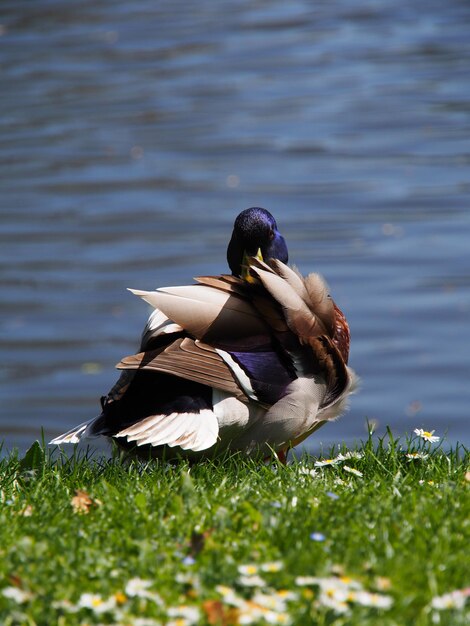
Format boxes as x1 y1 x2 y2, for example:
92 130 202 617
229 350 295 405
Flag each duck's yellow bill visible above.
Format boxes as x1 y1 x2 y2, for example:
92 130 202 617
241 248 263 282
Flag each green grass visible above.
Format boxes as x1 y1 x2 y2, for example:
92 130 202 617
0 433 468 626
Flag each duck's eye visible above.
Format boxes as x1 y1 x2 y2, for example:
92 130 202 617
268 229 275 240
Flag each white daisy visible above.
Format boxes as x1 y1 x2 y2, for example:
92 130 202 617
125 577 163 604
260 561 284 573
343 465 363 477
2 586 33 604
354 590 394 609
314 457 343 467
295 576 320 586
239 574 267 587
251 591 291 613
318 587 350 614
413 428 440 443
263 611 292 624
405 452 429 461
431 589 468 610
77 592 116 614
238 564 259 576
215 585 245 608
166 605 200 624
125 578 152 597
298 467 318 477
341 451 364 460
275 590 298 601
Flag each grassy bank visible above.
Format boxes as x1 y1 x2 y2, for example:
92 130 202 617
0 433 468 625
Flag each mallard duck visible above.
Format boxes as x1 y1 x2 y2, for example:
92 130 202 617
50 207 357 460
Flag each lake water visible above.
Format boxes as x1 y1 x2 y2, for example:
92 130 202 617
1 0 470 455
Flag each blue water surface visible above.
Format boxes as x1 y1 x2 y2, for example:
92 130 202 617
1 0 470 454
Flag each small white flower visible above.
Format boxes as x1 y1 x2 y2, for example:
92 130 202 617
167 605 200 624
296 575 356 613
414 428 440 443
252 591 287 612
295 576 320 586
298 467 318 477
125 578 152 597
238 606 265 624
335 576 363 591
354 590 394 609
264 611 292 624
215 585 245 608
275 589 298 602
314 457 343 467
406 452 429 461
215 584 235 597
318 588 350 614
78 592 116 614
343 465 363 477
342 451 364 460
239 574 267 587
2 586 33 604
125 577 162 604
260 561 284 573
431 589 469 610
315 576 362 593
238 564 259 576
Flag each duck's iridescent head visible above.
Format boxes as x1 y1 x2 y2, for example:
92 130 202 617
227 207 288 277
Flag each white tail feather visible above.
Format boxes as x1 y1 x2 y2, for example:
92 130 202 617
49 420 93 445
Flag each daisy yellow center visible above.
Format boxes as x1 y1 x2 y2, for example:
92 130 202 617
91 598 103 607
265 564 280 572
423 431 433 437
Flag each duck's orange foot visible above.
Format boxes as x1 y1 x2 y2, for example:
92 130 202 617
276 449 288 465
263 448 288 465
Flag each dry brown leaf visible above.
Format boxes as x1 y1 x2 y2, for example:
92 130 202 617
9 574 23 587
202 600 240 626
71 489 102 514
